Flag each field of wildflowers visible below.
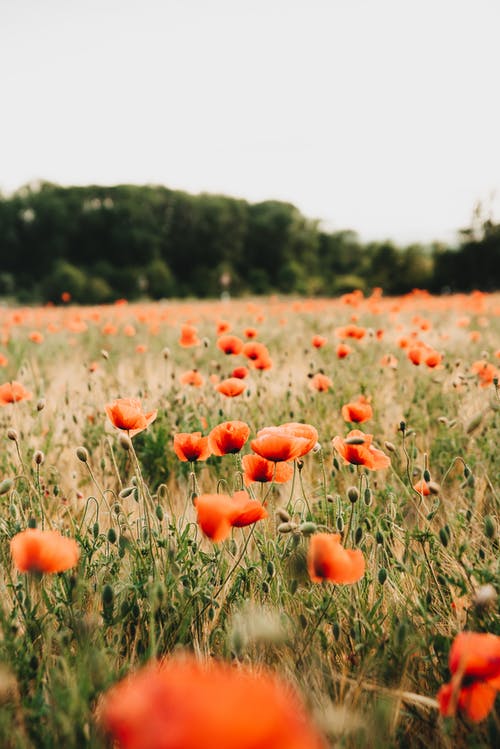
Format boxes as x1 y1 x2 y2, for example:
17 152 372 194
0 289 498 748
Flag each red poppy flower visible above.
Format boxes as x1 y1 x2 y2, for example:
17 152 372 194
99 655 326 749
437 632 500 722
217 335 244 355
471 360 498 387
335 325 366 340
311 335 327 349
208 421 250 456
231 366 249 379
336 343 352 359
11 529 80 574
341 395 373 424
307 533 365 584
424 349 442 368
242 341 269 362
216 378 246 397
244 327 258 338
194 494 234 541
173 432 211 462
179 369 205 387
310 373 332 392
105 398 157 438
216 319 231 335
29 331 44 344
242 454 294 485
0 381 33 406
332 429 390 470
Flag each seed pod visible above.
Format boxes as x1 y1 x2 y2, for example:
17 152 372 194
76 446 89 463
7 428 18 442
33 450 44 465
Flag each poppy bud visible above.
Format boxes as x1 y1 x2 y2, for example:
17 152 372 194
312 442 322 453
119 434 132 451
7 428 18 442
162 347 170 359
107 528 117 544
119 486 135 499
399 421 406 433
484 515 496 539
378 568 387 584
347 486 359 503
276 508 291 523
354 526 363 544
0 478 13 495
384 441 396 453
345 435 365 445
278 522 297 534
439 527 449 547
101 349 109 359
364 488 373 506
466 412 484 433
473 584 497 609
155 505 164 521
423 469 431 482
34 450 44 465
336 516 344 532
298 522 317 536
36 398 46 412
76 446 89 462
92 522 99 538
428 481 440 494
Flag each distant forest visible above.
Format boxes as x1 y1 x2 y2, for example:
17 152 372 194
0 181 499 303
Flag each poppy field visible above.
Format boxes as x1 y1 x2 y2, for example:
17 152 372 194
0 290 499 748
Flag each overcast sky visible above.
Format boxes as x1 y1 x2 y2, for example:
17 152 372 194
1 0 500 243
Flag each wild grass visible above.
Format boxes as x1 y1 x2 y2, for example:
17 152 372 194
0 292 498 748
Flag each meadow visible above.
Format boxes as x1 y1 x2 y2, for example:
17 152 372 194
0 289 498 748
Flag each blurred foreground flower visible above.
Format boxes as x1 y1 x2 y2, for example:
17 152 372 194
307 533 365 584
11 529 79 574
99 655 326 749
437 632 500 722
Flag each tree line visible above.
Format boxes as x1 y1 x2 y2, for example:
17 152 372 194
0 181 498 303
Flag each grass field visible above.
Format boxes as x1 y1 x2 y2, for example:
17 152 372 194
0 290 498 748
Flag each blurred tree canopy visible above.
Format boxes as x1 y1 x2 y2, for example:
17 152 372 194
0 181 498 303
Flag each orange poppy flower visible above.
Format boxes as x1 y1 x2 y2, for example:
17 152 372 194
173 432 211 462
231 366 249 379
217 335 244 355
413 479 431 495
105 398 157 438
99 655 326 749
250 431 310 462
244 327 258 338
242 454 294 485
312 335 327 349
424 349 442 368
341 395 373 424
28 331 44 344
258 423 318 458
310 373 332 392
194 494 234 541
229 490 268 527
179 369 205 387
61 291 71 303
471 360 497 387
307 533 365 584
208 421 250 455
216 378 246 397
380 353 398 368
216 319 231 335
0 354 7 367
332 429 390 470
437 632 500 722
123 324 136 337
335 324 366 340
179 324 200 348
10 529 80 574
336 343 352 359
0 381 33 406
252 354 273 370
407 345 424 365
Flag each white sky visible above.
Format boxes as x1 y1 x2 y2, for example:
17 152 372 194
1 0 500 243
